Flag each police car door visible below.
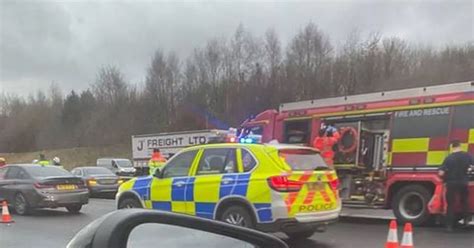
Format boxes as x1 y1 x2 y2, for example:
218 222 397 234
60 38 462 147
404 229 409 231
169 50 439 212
189 148 238 218
149 150 198 214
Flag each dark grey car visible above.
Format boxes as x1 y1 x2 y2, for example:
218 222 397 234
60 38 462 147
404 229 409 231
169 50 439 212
71 167 123 195
0 164 89 215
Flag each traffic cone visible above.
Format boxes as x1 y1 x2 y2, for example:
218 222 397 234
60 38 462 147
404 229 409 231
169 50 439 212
1 201 14 224
385 220 399 248
400 223 414 248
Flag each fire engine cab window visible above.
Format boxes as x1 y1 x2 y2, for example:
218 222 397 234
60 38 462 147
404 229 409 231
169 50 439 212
243 126 263 135
284 120 310 144
197 148 237 175
279 149 328 171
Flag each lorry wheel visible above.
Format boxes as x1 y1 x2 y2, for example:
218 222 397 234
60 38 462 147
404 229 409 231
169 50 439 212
220 206 255 228
392 185 432 225
285 230 315 240
118 198 142 209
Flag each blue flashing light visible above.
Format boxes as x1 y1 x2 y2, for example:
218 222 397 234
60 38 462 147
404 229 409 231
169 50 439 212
240 138 246 143
245 138 253 143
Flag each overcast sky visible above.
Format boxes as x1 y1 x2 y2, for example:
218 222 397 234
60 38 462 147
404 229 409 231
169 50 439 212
1 0 473 96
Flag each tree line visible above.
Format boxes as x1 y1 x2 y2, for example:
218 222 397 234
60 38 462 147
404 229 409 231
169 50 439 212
1 23 473 153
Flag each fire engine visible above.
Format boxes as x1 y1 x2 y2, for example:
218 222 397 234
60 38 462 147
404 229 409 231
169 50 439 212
240 81 474 225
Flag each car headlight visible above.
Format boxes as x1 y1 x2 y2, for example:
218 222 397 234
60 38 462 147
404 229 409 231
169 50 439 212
88 179 97 186
117 179 125 184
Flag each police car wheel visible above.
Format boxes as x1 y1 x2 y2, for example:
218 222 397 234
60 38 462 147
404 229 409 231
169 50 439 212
118 198 142 209
220 206 254 228
285 230 315 240
14 193 30 215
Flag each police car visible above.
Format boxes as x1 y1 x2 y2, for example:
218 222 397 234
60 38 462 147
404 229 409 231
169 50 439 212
116 140 341 240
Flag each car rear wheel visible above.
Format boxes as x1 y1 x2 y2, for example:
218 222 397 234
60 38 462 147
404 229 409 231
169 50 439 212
285 230 315 240
392 185 432 225
220 206 255 229
66 204 83 214
118 198 142 209
14 193 30 216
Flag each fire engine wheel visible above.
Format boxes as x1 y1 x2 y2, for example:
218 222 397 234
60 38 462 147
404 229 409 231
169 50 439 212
392 185 432 226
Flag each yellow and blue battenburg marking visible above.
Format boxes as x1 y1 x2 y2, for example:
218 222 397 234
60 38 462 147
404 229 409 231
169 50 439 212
132 176 152 200
254 203 272 222
129 173 273 223
219 174 250 197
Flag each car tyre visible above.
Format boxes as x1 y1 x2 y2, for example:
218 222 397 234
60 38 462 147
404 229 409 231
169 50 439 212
66 204 83 214
220 206 255 228
14 193 31 215
118 198 142 209
285 230 315 240
392 185 432 226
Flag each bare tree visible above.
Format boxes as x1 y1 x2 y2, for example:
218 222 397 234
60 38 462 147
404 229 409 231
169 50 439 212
1 24 473 153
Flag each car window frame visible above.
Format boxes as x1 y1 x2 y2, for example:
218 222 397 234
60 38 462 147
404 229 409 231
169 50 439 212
0 167 8 180
5 166 21 180
72 169 83 176
195 148 238 176
161 149 199 179
239 148 258 173
17 168 31 180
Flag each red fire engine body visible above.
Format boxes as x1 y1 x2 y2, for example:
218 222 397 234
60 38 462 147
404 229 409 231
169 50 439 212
240 81 473 225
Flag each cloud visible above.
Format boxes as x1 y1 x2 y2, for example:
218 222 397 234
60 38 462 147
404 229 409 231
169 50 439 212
1 0 472 95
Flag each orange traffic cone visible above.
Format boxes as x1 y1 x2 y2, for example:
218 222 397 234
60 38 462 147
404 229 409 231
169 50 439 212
385 220 399 248
1 201 14 224
400 223 414 248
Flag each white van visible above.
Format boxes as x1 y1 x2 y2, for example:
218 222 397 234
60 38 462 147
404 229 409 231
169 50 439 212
96 158 136 177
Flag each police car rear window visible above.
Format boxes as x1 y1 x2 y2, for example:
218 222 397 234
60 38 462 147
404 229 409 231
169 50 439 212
279 149 328 171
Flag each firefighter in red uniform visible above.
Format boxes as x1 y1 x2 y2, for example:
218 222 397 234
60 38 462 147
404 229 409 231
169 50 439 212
313 124 341 165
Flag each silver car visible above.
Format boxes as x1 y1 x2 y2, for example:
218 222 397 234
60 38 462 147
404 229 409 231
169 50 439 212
71 166 124 196
0 164 89 215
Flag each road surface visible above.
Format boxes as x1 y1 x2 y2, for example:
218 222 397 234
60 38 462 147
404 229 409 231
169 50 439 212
0 198 472 248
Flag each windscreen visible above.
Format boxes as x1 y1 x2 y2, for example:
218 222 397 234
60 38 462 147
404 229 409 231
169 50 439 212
279 149 328 171
115 159 133 167
84 167 115 176
27 166 72 178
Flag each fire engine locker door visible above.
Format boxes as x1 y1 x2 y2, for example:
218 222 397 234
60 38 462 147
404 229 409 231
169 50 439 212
372 134 385 171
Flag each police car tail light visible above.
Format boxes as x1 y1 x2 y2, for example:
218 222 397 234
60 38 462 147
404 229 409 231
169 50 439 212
268 175 303 192
329 179 340 191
